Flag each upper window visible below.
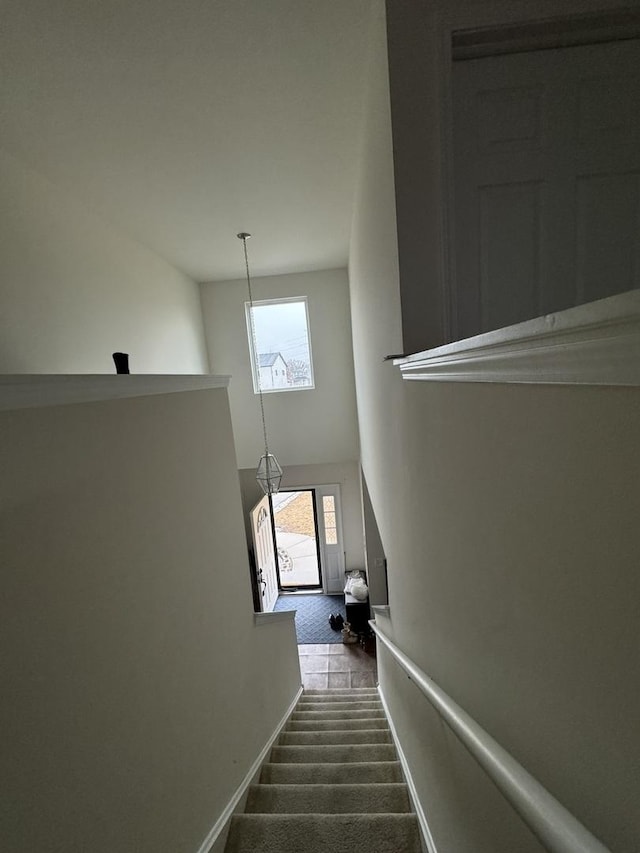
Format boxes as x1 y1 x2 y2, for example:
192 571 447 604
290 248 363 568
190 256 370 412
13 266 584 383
245 297 315 394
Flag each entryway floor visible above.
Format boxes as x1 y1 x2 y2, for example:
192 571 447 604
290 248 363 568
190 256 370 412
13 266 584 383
274 594 346 644
298 643 377 690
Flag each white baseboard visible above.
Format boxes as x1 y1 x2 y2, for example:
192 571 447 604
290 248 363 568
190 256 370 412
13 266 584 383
195 685 304 853
378 685 439 853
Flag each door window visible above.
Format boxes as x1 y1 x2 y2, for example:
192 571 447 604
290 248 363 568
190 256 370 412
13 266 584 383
322 495 338 545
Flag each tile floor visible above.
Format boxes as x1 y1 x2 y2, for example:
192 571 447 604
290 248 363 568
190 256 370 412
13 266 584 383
298 643 377 690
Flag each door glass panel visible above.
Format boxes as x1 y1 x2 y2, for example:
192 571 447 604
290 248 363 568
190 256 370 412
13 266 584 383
272 490 322 589
323 500 337 544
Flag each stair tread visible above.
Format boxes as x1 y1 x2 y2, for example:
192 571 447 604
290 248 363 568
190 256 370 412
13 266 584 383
286 718 389 731
226 813 422 853
260 761 404 784
249 782 408 792
271 743 397 763
279 729 391 745
299 694 380 703
246 782 411 814
291 710 386 719
302 692 378 697
297 703 382 707
304 687 378 692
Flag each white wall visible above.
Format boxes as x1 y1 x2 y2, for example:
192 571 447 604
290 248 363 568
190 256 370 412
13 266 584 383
0 387 300 853
350 3 640 851
360 471 388 605
238 461 365 573
0 149 209 373
200 268 359 468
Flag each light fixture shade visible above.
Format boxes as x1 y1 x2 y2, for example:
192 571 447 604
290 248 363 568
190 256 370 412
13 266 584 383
256 452 283 495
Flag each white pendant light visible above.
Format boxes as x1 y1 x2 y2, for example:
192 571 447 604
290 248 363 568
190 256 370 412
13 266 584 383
238 232 283 496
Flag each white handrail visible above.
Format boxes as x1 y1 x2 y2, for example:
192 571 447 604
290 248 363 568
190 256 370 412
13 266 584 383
369 620 611 853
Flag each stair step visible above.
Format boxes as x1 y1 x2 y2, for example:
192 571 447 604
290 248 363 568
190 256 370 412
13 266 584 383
286 717 390 732
260 761 404 785
299 692 379 703
291 709 386 722
304 688 379 696
271 743 397 764
245 782 411 814
296 700 382 712
223 684 417 853
279 728 392 746
225 813 422 853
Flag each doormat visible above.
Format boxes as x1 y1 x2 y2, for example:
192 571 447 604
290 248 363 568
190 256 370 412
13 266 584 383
273 594 346 644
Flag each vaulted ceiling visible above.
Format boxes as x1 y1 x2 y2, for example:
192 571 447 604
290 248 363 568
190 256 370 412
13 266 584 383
0 0 375 280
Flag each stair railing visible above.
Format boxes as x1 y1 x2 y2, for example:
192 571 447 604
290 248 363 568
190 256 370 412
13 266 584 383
369 620 610 853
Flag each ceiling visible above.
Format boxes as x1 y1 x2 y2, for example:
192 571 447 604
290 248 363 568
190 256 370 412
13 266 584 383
0 0 375 281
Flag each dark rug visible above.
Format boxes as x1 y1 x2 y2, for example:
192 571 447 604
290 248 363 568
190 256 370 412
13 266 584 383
273 594 346 644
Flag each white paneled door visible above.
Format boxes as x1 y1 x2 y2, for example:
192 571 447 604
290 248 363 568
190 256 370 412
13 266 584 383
250 495 279 612
453 38 640 339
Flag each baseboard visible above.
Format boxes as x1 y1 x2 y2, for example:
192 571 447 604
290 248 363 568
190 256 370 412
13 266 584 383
195 685 304 853
378 685 439 853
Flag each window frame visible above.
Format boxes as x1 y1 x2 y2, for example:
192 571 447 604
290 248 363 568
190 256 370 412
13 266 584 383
244 296 315 395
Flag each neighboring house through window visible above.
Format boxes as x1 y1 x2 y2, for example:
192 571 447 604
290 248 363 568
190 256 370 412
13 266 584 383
258 352 290 389
245 297 314 393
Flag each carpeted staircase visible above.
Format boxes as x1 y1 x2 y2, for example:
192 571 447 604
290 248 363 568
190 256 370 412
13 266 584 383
224 688 422 853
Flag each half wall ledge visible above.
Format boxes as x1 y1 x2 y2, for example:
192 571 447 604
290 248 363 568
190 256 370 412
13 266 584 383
395 290 640 386
253 610 297 626
0 374 231 412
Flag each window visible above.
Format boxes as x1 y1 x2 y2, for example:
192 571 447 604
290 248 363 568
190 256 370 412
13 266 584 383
323 495 337 544
245 297 314 393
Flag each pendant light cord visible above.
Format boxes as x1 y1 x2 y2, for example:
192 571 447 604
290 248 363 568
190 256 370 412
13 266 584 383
240 234 270 457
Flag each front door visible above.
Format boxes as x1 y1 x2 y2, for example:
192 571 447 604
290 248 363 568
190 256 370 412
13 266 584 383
250 495 279 612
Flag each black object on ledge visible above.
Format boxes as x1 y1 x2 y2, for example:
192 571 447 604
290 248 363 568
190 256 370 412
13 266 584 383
112 352 130 374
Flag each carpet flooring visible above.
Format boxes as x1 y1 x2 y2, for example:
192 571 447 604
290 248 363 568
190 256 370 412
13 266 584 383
225 688 422 853
273 594 346 644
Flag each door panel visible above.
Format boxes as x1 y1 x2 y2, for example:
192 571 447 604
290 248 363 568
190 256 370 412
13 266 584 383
575 172 640 302
453 38 640 338
479 180 542 330
250 495 279 612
